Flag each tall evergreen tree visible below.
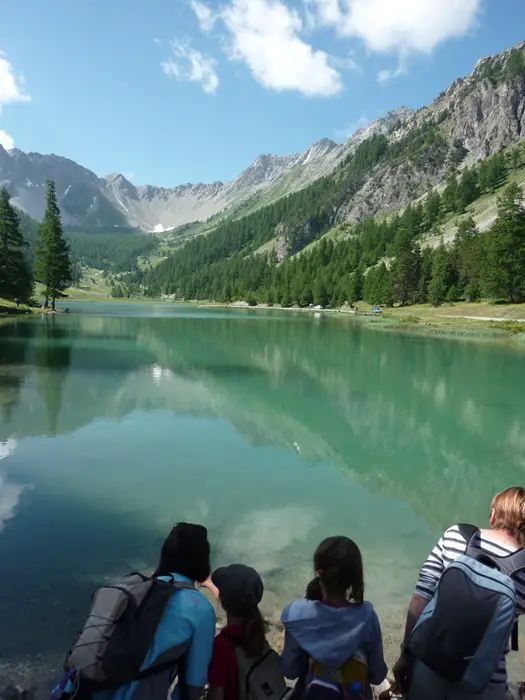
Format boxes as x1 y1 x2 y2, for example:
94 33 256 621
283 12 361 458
35 181 72 310
483 183 525 302
347 267 364 303
313 276 329 307
0 187 33 302
424 190 442 229
454 217 482 299
457 167 479 213
392 229 420 305
416 247 434 303
442 175 459 213
428 242 456 306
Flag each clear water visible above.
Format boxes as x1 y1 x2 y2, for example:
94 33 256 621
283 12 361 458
0 304 524 678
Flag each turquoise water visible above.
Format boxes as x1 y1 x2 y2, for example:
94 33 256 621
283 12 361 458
0 304 524 677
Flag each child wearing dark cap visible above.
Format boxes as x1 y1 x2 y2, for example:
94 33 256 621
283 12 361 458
201 564 266 700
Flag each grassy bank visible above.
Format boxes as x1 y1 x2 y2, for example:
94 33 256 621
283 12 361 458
0 298 35 315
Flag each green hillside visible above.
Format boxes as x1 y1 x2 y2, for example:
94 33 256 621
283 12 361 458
143 127 525 309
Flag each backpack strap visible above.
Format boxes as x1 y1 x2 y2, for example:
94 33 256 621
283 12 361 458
511 622 519 653
490 547 525 579
458 524 483 561
170 579 197 591
458 523 480 546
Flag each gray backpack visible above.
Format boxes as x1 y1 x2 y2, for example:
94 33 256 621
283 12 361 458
66 573 193 692
233 640 287 700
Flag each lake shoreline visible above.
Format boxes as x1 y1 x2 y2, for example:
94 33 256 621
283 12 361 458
8 295 525 346
192 300 525 346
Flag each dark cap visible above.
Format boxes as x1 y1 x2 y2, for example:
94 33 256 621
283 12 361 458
212 564 264 615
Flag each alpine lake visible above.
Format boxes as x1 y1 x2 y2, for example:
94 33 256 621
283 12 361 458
0 303 524 684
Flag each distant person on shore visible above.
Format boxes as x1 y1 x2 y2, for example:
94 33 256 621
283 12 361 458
61 523 216 700
201 564 286 700
280 536 389 700
394 486 525 700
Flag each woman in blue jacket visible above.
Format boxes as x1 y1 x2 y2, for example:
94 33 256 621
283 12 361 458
281 536 389 700
102 522 216 700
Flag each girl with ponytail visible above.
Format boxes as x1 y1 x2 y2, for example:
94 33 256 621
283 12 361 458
281 536 389 700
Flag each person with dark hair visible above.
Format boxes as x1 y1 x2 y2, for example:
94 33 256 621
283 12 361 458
202 564 285 700
281 536 388 700
106 522 216 700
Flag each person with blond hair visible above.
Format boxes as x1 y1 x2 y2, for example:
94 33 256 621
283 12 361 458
394 486 525 700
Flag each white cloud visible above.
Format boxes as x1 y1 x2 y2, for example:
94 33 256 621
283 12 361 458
122 170 135 181
307 0 481 76
305 0 341 26
186 0 479 95
0 52 30 108
162 40 219 94
219 0 342 97
0 130 15 150
190 0 217 32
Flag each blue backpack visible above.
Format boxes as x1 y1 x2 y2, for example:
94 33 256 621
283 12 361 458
407 524 525 693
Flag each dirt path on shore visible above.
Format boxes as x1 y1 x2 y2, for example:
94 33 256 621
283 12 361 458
444 315 525 322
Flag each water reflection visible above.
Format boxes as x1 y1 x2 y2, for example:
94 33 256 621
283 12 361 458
35 318 72 436
0 310 524 530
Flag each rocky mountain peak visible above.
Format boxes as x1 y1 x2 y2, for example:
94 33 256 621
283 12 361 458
1 40 524 232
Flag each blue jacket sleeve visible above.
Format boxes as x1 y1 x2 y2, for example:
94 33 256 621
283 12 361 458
172 605 216 700
281 630 309 681
365 609 388 686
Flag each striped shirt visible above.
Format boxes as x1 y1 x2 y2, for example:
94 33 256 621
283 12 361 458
415 525 525 686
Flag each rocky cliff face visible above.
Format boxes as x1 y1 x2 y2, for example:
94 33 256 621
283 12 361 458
336 42 525 224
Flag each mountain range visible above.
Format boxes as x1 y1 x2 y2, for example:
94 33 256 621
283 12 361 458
0 107 412 232
1 42 524 235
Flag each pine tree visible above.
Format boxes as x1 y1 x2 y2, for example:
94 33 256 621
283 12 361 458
442 175 459 213
454 217 482 298
416 247 433 303
299 285 313 308
35 181 72 310
376 263 394 306
483 183 525 302
392 229 420 305
429 243 456 306
424 190 442 230
347 267 364 303
0 188 33 302
313 276 329 307
457 167 479 213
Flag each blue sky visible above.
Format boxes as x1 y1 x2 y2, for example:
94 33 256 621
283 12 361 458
0 0 524 187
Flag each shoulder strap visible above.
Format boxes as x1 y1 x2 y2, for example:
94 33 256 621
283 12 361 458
171 580 197 591
153 574 196 591
127 571 151 582
458 523 479 546
458 524 484 562
511 622 520 653
491 547 525 579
